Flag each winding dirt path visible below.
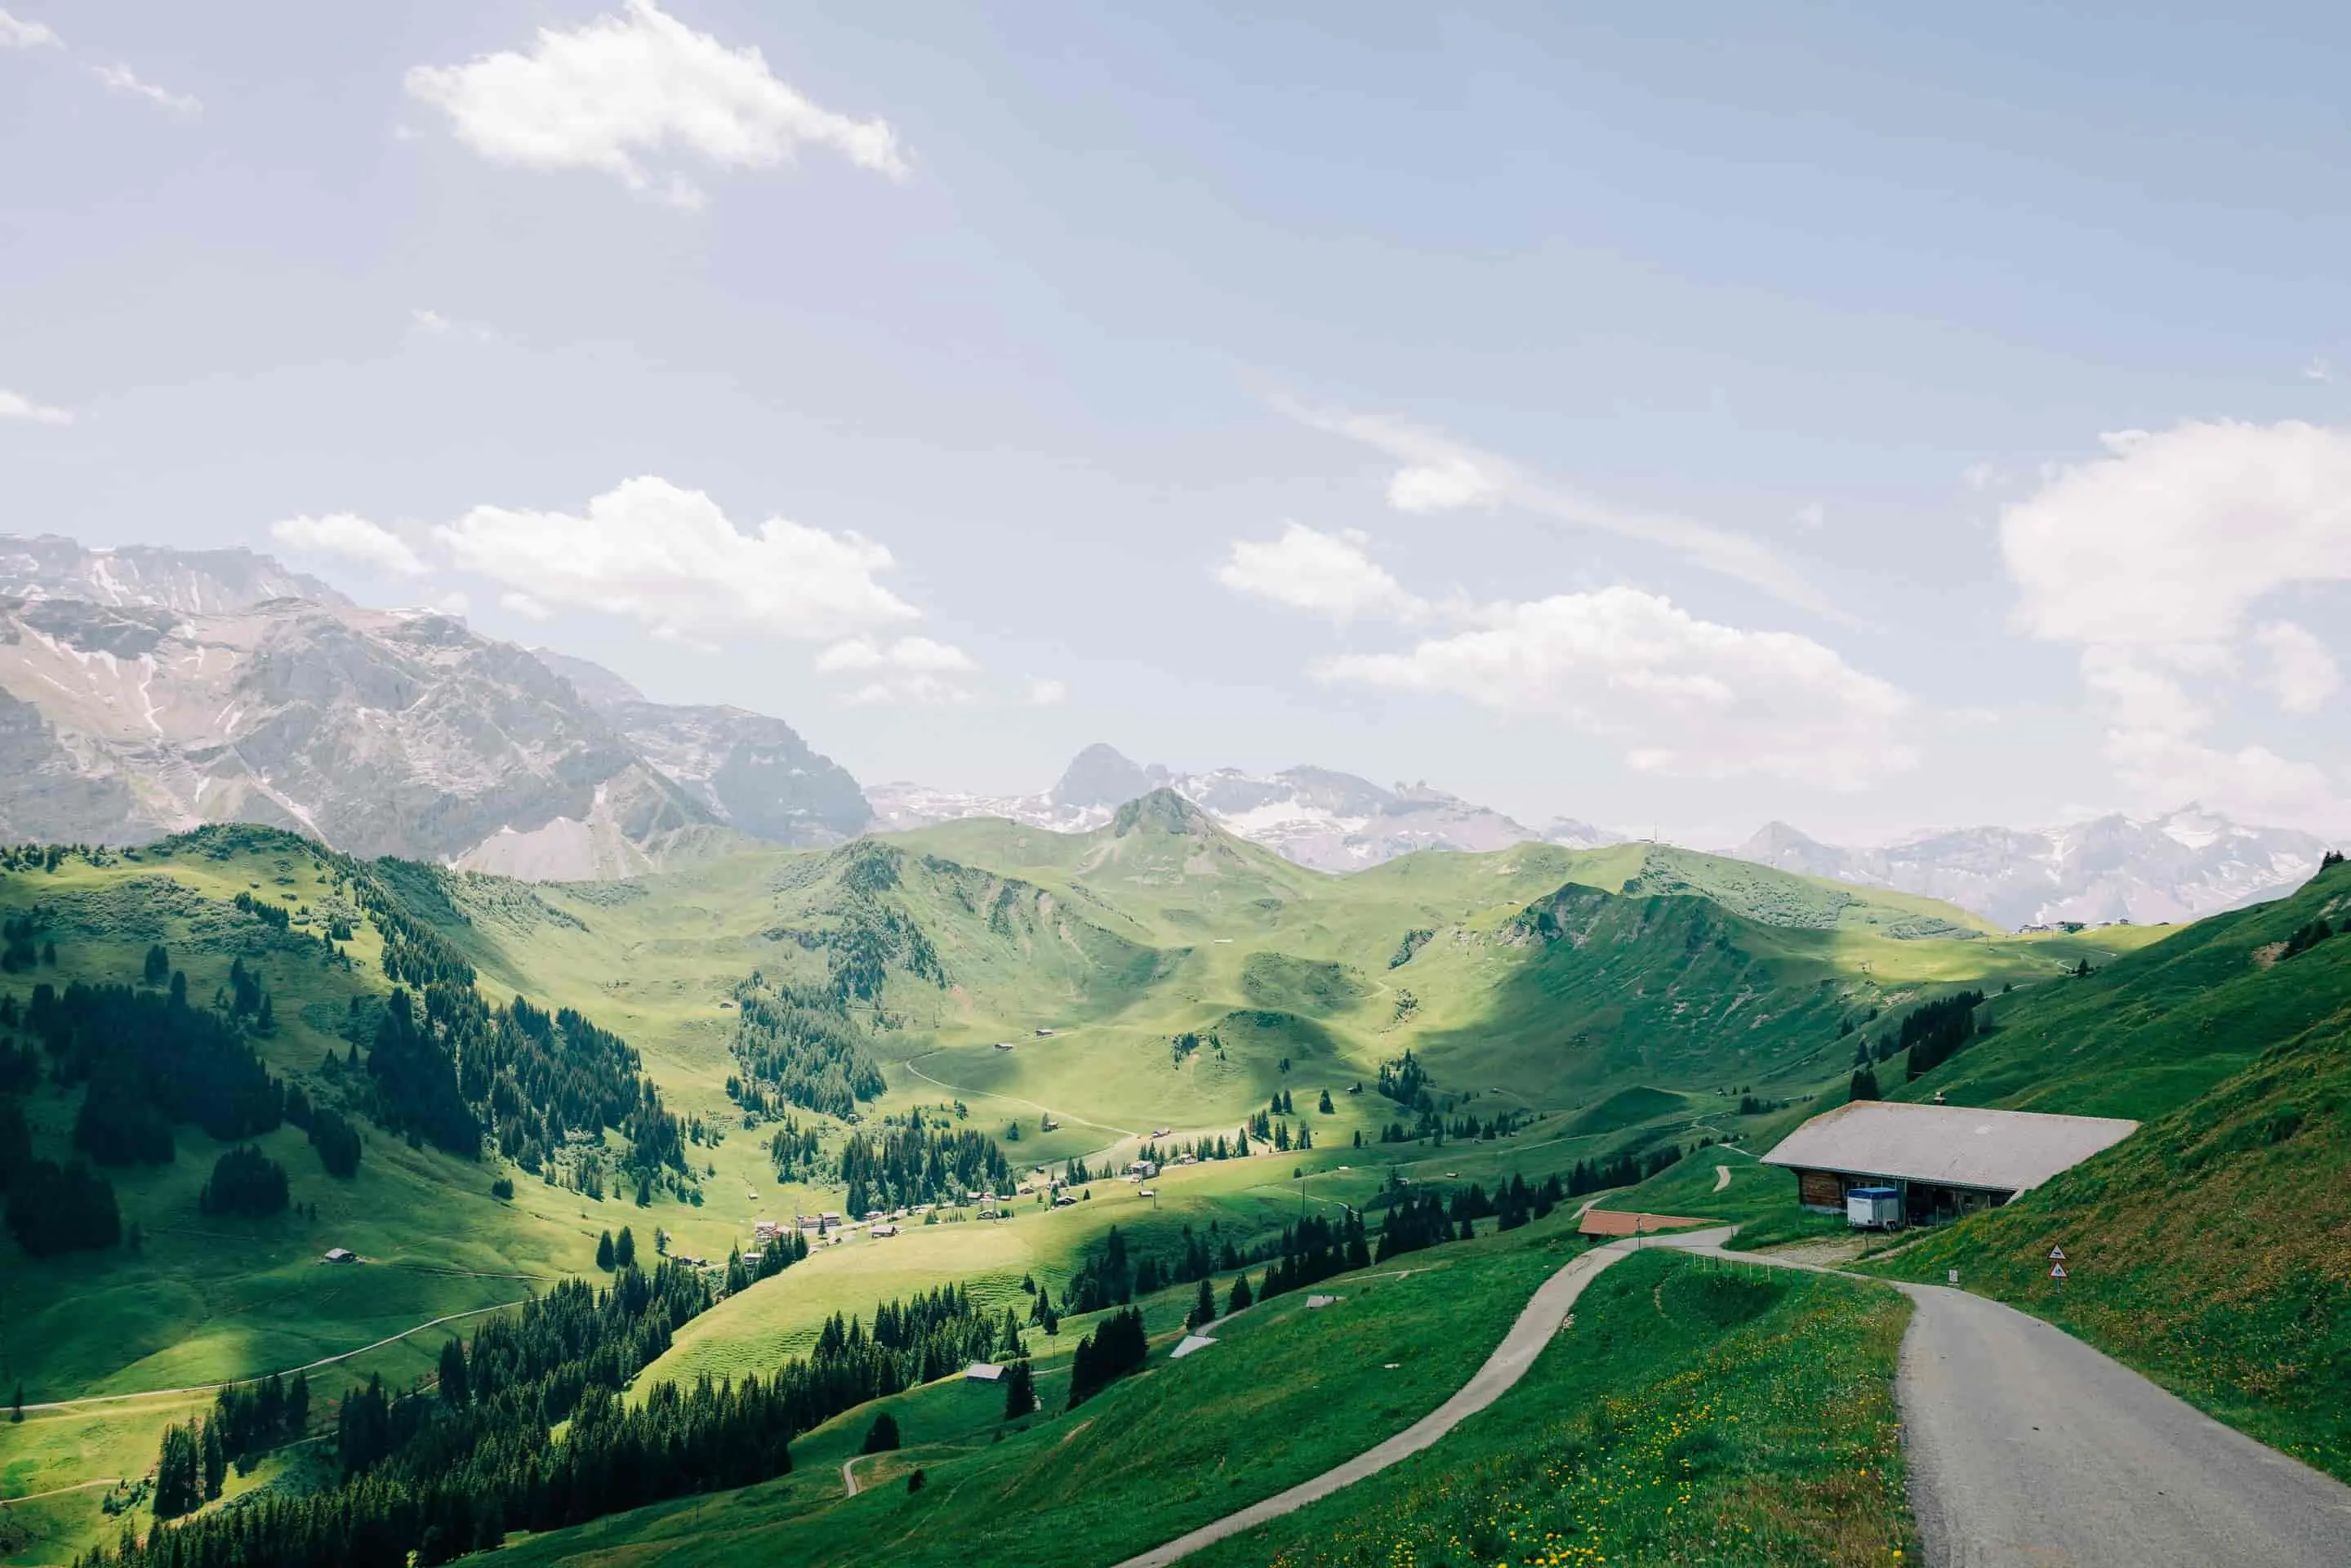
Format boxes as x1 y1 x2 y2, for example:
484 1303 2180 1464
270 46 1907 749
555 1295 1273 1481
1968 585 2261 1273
1105 1239 1638 1568
899 1050 1140 1143
20 1299 528 1414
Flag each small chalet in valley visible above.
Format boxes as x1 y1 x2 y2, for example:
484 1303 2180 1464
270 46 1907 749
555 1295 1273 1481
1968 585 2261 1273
1763 1100 2138 1227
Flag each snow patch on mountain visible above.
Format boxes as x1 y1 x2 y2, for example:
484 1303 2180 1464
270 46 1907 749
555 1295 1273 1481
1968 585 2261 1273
1721 807 2330 928
868 745 1623 873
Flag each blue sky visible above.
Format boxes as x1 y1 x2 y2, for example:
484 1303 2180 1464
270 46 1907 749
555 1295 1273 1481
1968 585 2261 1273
4 2 2348 843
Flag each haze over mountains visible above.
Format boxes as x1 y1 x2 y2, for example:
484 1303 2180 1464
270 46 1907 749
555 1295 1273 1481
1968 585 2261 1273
0 536 868 878
867 742 1621 871
0 535 2330 924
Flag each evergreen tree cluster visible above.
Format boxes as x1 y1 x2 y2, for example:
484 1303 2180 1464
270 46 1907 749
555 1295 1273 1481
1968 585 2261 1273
1065 1307 1147 1410
307 1107 363 1178
27 979 286 1165
231 890 292 933
4 1155 119 1256
725 982 885 1120
1 911 54 972
154 1374 310 1520
1253 1210 1371 1298
764 1116 822 1181
836 1110 1013 1215
198 1145 289 1218
1897 990 1987 1080
1376 1049 1435 1113
364 987 686 1187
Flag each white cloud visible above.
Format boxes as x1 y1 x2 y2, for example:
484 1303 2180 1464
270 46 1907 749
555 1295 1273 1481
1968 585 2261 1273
1316 586 1914 784
816 635 973 675
2307 356 2333 384
271 513 429 577
500 590 552 621
2000 419 2351 822
1389 457 1503 514
403 0 906 207
815 635 979 705
1026 677 1068 706
1215 523 1426 624
2253 621 2340 714
435 476 919 644
2002 421 2351 649
1961 462 2001 492
430 590 471 617
408 306 498 343
1792 501 1825 532
0 10 60 47
91 63 200 116
1280 399 1840 619
0 387 72 426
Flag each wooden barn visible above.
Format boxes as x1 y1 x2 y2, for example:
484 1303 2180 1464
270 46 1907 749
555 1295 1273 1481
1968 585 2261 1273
1763 1099 2138 1227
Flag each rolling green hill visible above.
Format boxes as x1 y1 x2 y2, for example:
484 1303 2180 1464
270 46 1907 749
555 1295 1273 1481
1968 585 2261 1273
0 802 2159 1567
1866 858 2351 1480
1890 858 2351 1120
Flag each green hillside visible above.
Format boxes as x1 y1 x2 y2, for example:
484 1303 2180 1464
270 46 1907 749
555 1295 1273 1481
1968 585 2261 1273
1868 861 2351 1480
1890 859 2351 1120
0 803 2150 1567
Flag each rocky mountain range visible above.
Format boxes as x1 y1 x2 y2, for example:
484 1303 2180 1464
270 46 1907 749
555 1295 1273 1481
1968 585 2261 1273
874 745 2331 925
0 536 2332 918
866 742 1621 872
0 536 868 877
1721 809 2332 929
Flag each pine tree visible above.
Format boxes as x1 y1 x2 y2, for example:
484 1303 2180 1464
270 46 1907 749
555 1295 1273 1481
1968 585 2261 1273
596 1229 616 1270
1227 1272 1253 1314
1849 1067 1881 1102
438 1337 470 1407
1187 1275 1217 1330
1318 1089 1334 1113
861 1412 901 1454
200 1416 226 1499
1000 1358 1035 1420
616 1226 637 1268
143 944 171 986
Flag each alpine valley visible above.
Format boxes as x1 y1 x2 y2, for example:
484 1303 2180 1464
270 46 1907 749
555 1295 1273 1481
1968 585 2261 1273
2 537 2346 1568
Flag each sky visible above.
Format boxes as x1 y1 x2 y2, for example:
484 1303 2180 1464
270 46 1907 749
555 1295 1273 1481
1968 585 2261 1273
4 1 2349 846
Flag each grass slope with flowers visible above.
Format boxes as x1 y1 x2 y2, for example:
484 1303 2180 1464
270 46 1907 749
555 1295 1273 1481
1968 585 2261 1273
1192 1249 1917 1568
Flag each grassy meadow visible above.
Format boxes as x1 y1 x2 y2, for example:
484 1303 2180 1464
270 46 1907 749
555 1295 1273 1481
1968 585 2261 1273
1191 1250 1916 1568
0 804 2187 1564
501 1207 1602 1568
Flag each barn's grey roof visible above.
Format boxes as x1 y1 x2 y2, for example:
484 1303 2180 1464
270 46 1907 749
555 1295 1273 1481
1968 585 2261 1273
1761 1101 2138 1192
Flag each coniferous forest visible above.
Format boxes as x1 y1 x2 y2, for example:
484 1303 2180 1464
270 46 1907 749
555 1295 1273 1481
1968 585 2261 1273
86 1264 1028 1568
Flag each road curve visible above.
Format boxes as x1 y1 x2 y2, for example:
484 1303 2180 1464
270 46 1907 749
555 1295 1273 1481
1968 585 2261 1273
1652 1231 2351 1568
1105 1241 1636 1568
20 1299 530 1414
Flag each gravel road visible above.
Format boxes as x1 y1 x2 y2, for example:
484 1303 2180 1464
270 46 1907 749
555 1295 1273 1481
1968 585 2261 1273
1654 1230 2351 1568
1896 1282 2351 1567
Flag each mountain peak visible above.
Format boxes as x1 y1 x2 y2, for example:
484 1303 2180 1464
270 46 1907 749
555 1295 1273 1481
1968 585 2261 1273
531 648 648 709
1111 787 1214 837
1053 742 1169 809
0 533 350 615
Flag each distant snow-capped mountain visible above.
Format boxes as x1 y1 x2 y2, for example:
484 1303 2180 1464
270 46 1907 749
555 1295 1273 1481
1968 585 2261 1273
1723 808 2332 929
868 743 1623 872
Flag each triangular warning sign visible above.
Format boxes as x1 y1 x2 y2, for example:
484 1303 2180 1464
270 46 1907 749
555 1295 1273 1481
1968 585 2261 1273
2050 1263 2068 1279
2048 1246 2067 1261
